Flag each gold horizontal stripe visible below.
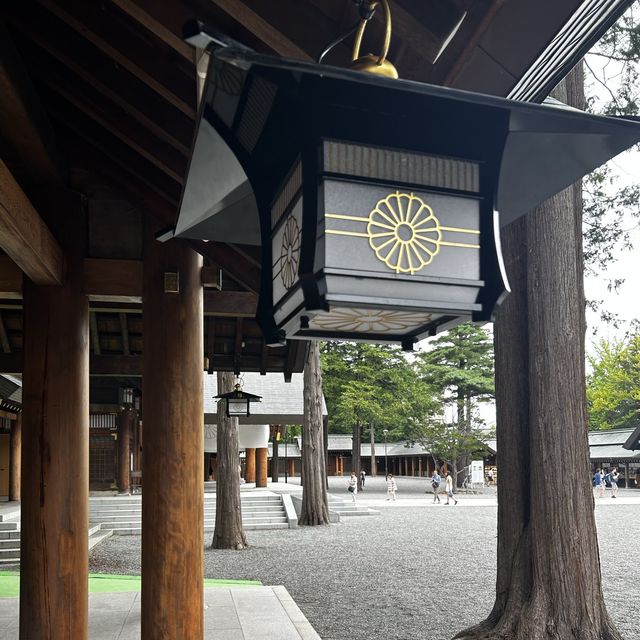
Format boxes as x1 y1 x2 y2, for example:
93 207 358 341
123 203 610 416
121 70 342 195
439 241 480 249
439 225 480 235
325 213 369 222
326 229 370 238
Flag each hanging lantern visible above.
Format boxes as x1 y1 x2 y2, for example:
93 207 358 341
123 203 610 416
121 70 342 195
215 381 262 417
173 46 640 348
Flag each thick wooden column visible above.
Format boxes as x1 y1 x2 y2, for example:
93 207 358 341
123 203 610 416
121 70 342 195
245 447 256 483
20 210 89 639
288 458 295 478
142 236 203 639
9 413 21 502
256 447 268 487
117 408 134 494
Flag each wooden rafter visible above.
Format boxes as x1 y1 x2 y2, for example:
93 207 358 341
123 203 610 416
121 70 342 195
13 28 191 155
38 0 196 118
0 312 11 353
109 0 194 62
0 159 64 286
90 311 101 356
260 341 268 375
119 312 130 356
0 22 64 186
207 0 312 60
190 240 261 294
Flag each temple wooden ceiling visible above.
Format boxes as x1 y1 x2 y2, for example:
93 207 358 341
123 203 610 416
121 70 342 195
0 0 608 389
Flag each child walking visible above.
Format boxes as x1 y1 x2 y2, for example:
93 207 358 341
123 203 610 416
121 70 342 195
386 473 397 501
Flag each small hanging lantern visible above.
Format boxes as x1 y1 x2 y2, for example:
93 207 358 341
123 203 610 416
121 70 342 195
215 379 262 417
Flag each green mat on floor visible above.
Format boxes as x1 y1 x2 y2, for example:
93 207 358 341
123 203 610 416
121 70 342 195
0 571 260 598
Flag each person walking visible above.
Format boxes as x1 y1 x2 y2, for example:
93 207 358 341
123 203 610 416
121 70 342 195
431 469 442 503
360 469 366 491
593 468 605 498
610 467 620 498
444 471 458 505
386 473 397 501
347 471 358 503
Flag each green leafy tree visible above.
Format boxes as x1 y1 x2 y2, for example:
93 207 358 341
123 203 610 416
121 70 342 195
413 323 494 483
587 330 640 430
321 341 440 481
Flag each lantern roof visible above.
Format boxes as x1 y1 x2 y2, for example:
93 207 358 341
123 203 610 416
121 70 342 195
174 48 640 242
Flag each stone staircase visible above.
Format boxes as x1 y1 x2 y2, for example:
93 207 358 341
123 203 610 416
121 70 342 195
88 492 291 535
0 508 112 565
327 494 380 517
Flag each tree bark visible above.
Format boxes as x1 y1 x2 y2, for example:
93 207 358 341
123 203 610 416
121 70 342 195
352 421 362 488
455 67 622 640
212 371 247 549
369 421 376 476
9 413 20 502
299 341 330 526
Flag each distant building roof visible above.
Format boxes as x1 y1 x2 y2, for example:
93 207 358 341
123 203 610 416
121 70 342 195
489 428 640 462
204 372 327 425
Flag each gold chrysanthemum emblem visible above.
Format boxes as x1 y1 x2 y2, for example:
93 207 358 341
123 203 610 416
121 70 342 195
367 192 441 274
311 308 433 333
280 215 301 289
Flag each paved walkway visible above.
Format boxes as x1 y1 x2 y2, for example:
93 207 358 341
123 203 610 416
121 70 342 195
0 585 320 640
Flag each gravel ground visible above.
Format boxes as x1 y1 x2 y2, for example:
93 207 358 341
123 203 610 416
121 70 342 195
89 476 640 640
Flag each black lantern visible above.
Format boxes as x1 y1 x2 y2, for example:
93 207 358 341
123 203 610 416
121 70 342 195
174 48 640 348
215 382 262 417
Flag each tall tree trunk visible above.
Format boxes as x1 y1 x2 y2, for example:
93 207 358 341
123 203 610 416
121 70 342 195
300 341 330 525
369 421 376 476
212 371 247 549
455 67 621 640
352 421 362 489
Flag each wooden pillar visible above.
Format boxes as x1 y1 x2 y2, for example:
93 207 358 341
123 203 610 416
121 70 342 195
20 209 89 639
256 447 268 487
288 458 295 478
245 447 256 483
142 235 203 639
117 408 134 494
9 413 21 502
411 458 416 477
418 457 423 478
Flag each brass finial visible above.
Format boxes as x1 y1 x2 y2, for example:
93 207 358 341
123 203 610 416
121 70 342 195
349 0 398 79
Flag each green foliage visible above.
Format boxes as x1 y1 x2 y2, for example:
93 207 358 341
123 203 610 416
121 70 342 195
587 330 640 430
320 341 438 437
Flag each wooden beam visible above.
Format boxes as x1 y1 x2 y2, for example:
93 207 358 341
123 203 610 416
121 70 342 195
119 312 130 356
109 0 194 61
0 312 11 354
283 339 298 383
0 159 64 285
260 341 268 375
190 240 261 294
40 79 186 184
14 24 191 155
0 408 17 420
208 0 312 60
0 22 64 185
204 291 257 317
84 258 143 299
0 352 142 375
38 0 196 118
90 311 101 356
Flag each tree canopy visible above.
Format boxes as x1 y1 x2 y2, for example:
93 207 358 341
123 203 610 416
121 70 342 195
587 328 640 430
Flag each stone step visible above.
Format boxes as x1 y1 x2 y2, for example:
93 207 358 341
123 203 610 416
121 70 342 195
0 522 20 531
89 504 284 516
0 530 20 540
89 528 113 551
0 510 20 523
0 538 21 549
0 547 20 559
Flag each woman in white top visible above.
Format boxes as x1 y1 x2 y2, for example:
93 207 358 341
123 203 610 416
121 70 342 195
347 472 358 503
445 471 458 505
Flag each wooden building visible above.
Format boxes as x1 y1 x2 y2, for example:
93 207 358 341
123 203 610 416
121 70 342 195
0 1 635 637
